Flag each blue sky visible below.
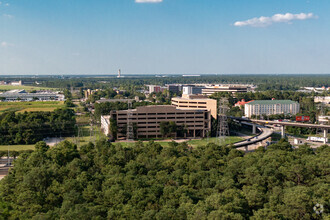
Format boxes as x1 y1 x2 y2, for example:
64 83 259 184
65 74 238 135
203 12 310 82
0 0 330 75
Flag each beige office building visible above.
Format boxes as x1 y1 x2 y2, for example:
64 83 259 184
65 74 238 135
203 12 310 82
171 95 218 119
102 105 211 139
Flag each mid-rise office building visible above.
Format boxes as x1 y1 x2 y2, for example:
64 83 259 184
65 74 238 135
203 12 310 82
244 100 300 118
171 94 217 119
101 105 211 139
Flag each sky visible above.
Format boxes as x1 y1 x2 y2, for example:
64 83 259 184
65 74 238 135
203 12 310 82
1 0 330 75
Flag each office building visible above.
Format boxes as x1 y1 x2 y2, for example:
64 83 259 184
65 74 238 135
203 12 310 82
244 100 300 118
182 86 204 95
101 105 211 139
167 84 182 94
148 85 166 94
202 85 249 96
172 95 217 119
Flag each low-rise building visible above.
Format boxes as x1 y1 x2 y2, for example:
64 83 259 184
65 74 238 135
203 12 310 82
314 96 330 105
101 105 211 139
10 80 22 86
0 90 65 101
171 94 217 119
318 115 330 124
244 100 300 118
148 85 166 94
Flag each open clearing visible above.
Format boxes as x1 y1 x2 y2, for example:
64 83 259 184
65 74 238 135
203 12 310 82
0 101 66 114
0 145 35 151
0 85 58 91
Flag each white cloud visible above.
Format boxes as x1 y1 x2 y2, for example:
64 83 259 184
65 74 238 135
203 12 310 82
3 14 14 18
1 41 14 48
234 12 317 27
135 0 163 3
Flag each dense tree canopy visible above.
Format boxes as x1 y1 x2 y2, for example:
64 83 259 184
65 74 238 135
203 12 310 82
0 140 329 219
0 108 76 145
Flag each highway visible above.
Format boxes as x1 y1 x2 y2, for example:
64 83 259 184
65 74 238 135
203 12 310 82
234 123 273 147
251 119 330 129
231 117 330 129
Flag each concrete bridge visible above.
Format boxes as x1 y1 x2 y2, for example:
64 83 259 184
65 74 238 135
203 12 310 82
231 117 330 144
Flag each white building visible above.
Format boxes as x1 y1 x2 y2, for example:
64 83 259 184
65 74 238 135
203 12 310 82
244 100 300 118
101 115 111 136
314 96 330 105
0 90 65 101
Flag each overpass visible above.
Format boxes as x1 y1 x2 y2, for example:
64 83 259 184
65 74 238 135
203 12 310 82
231 117 330 144
233 122 273 149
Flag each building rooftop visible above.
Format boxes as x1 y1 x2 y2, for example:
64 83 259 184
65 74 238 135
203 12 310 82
246 100 298 105
172 94 212 100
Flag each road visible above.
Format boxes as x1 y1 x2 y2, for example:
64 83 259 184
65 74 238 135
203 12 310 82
234 125 273 147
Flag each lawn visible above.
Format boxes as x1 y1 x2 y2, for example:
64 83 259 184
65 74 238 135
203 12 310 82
0 85 58 92
0 101 66 114
0 145 35 151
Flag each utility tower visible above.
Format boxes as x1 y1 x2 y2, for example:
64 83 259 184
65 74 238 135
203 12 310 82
126 101 134 141
216 98 230 145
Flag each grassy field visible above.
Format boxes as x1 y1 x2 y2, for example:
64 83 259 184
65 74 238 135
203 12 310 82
0 145 35 151
0 85 58 92
0 101 66 114
114 136 244 148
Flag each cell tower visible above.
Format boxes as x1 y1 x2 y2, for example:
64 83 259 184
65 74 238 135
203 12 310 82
126 101 134 141
216 98 230 145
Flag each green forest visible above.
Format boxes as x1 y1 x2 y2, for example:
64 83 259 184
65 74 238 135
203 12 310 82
0 109 76 145
0 140 329 219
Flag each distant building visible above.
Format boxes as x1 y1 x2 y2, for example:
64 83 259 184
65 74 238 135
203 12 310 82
314 96 330 105
182 86 204 95
96 98 136 104
0 90 64 101
244 100 300 118
10 80 22 86
202 85 249 96
181 84 252 96
84 89 99 99
101 115 111 136
167 84 182 94
172 94 218 119
0 81 7 85
148 85 166 93
101 105 211 139
318 115 330 124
